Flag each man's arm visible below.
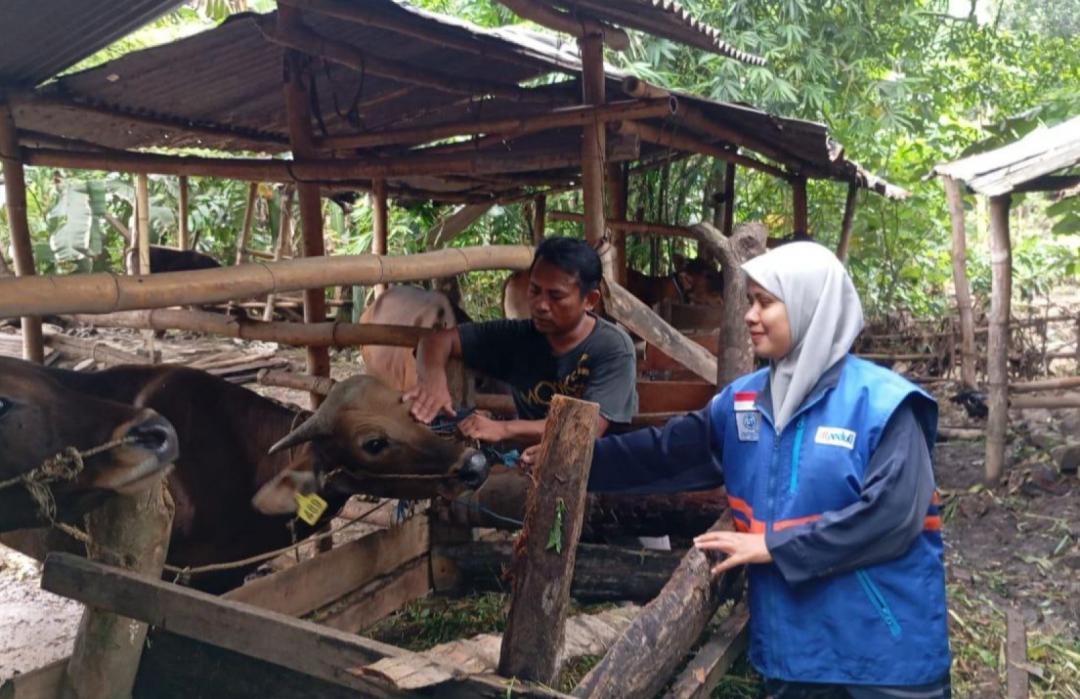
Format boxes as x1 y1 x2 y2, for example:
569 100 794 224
461 415 611 446
404 327 462 423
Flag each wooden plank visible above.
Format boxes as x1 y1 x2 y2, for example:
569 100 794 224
499 396 599 683
226 515 429 616
1006 607 1029 699
0 659 64 699
663 605 749 699
637 380 716 414
315 555 431 633
641 331 719 376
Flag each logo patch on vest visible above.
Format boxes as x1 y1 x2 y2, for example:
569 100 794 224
734 392 760 442
814 426 856 449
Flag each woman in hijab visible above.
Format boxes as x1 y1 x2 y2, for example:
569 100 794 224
546 242 952 698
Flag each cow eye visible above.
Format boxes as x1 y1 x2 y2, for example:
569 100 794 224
0 398 9 417
362 437 389 455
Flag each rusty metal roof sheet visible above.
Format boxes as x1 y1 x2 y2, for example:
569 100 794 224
0 0 186 88
526 0 765 64
933 116 1080 196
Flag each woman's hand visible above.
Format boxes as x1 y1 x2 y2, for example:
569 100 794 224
693 531 772 576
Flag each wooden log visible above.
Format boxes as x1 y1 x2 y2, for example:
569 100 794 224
0 101 44 362
371 178 389 297
1010 393 1080 409
318 99 674 151
938 426 984 441
791 174 808 237
603 280 717 384
234 182 259 265
662 604 749 699
690 222 768 385
1011 376 1080 392
572 515 741 699
432 540 682 602
578 31 609 279
606 163 628 286
41 553 565 699
1006 607 1029 699
550 211 697 238
0 246 534 317
614 120 787 180
532 194 547 245
425 203 493 249
499 396 600 683
721 162 736 237
43 331 150 366
986 194 1012 484
62 483 173 699
264 186 295 321
495 0 629 50
0 658 65 699
177 176 190 250
836 181 858 263
943 176 978 389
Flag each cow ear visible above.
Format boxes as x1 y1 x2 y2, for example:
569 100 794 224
252 469 318 515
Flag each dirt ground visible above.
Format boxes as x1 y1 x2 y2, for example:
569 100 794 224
1 327 1077 695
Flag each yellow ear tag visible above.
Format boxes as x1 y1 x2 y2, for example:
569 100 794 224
294 492 328 526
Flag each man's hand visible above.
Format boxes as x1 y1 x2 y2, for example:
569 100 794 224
693 531 772 576
520 443 541 467
458 412 507 443
403 379 455 424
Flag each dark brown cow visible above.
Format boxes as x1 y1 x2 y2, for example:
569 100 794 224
0 357 178 531
12 361 488 591
124 245 221 275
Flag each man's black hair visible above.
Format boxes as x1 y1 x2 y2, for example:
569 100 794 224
530 236 602 296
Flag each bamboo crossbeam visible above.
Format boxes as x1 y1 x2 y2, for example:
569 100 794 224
614 120 788 180
550 211 696 238
257 16 550 104
0 246 534 317
316 98 676 151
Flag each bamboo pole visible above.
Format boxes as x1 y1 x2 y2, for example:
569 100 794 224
531 194 546 245
986 194 1012 485
1010 393 1080 409
280 33 330 407
607 163 628 286
578 31 610 279
614 120 788 180
721 162 736 237
264 186 295 322
0 246 534 316
834 182 859 263
371 179 388 297
178 176 190 250
316 98 675 151
257 16 551 104
792 174 808 237
495 0 629 50
550 211 695 238
0 100 43 362
943 176 978 390
234 182 259 265
135 173 155 360
424 203 493 249
1009 376 1080 393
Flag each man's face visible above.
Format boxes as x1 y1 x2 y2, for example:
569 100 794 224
527 259 597 336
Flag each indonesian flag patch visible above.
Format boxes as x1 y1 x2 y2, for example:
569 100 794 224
734 391 757 411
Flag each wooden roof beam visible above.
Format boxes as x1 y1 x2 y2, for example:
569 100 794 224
315 97 675 151
255 15 553 104
613 120 788 180
495 0 630 51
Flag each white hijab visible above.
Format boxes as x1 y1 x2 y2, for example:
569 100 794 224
741 242 864 432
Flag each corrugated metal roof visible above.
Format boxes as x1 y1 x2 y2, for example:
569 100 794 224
0 0 186 88
933 116 1080 196
531 0 765 64
9 1 902 201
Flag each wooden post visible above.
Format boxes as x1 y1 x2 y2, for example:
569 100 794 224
135 173 155 358
792 174 808 237
721 162 736 237
177 176 190 250
986 194 1012 484
264 186 295 322
1006 607 1029 699
606 163 628 286
234 181 259 265
280 18 330 408
371 178 388 297
0 100 44 362
62 483 173 699
498 395 599 684
532 194 546 245
578 32 609 277
943 176 978 390
835 182 859 264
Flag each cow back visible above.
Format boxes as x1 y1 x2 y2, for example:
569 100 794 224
359 286 459 392
502 270 530 320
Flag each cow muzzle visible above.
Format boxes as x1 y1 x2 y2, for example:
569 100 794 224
457 448 490 489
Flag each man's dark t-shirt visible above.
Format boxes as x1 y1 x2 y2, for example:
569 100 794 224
458 316 638 423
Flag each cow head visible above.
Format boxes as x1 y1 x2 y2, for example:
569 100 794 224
255 375 490 512
0 357 179 531
674 255 725 306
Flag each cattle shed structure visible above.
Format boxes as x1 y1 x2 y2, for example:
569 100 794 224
934 114 1080 484
1 1 905 696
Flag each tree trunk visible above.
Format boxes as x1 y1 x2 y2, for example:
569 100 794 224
943 176 978 389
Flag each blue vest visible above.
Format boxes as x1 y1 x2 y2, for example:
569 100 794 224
709 355 950 685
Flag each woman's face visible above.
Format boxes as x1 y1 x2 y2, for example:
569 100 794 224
744 280 793 360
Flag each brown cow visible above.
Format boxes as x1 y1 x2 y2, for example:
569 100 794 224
12 360 488 591
124 245 221 275
0 357 178 532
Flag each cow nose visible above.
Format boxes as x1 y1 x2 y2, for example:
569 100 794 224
126 415 179 465
458 449 490 488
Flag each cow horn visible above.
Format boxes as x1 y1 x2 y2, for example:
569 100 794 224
268 414 330 455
